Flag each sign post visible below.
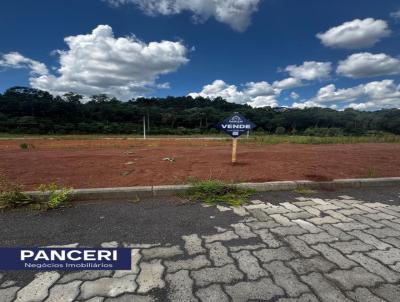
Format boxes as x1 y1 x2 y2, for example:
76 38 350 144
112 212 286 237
216 113 256 164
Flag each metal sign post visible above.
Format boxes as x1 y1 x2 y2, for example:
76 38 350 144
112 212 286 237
216 113 256 164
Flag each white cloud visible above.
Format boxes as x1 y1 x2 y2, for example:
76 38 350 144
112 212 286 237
317 18 391 49
290 92 299 100
293 80 400 110
273 77 303 90
105 0 260 32
391 10 400 21
337 52 400 78
0 52 48 76
188 79 280 107
284 61 332 81
29 25 188 100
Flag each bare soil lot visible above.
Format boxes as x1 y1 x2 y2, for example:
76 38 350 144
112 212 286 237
0 138 399 189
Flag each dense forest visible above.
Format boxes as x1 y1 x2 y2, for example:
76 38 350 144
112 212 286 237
0 87 400 135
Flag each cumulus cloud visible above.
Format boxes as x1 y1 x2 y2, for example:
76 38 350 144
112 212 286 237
317 18 391 49
188 79 280 108
293 80 400 110
105 0 260 32
337 52 400 78
273 77 303 90
0 52 48 76
284 61 332 81
391 10 400 21
28 25 188 100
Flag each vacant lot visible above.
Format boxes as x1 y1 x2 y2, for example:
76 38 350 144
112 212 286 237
0 138 399 189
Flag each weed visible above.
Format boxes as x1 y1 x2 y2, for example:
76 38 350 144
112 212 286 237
37 183 72 209
366 167 379 178
19 143 29 150
0 174 32 209
294 188 316 195
184 180 255 206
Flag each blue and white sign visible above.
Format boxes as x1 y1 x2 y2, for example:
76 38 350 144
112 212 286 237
216 113 256 138
0 248 132 270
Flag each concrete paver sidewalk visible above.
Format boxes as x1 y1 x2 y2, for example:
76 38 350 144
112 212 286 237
1 189 400 301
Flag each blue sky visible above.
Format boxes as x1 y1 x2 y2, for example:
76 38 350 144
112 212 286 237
1 0 400 110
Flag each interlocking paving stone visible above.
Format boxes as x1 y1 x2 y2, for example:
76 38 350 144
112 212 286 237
253 247 297 263
346 288 386 302
263 207 291 215
348 230 392 250
330 240 375 254
1 280 16 288
225 277 284 302
380 207 400 218
15 272 60 302
263 261 309 297
59 271 113 284
363 202 389 209
114 249 141 278
364 213 397 221
284 236 319 258
312 243 357 269
324 210 353 222
228 243 266 252
248 209 273 221
276 293 320 302
195 284 229 302
101 241 118 248
288 256 336 275
354 204 379 213
298 232 338 245
206 242 234 266
338 208 366 216
231 223 257 239
182 234 206 255
281 202 302 212
270 225 308 236
303 206 322 217
348 252 400 283
368 248 400 265
136 260 165 294
191 264 243 287
105 295 154 302
390 262 400 272
44 280 82 302
79 275 137 300
351 215 384 228
326 267 383 290
365 227 400 238
307 216 339 225
165 255 211 273
293 200 317 207
243 203 268 210
380 219 400 231
283 212 316 221
253 228 282 247
382 236 400 248
141 246 183 260
202 231 239 243
231 206 248 217
334 222 369 231
270 214 295 226
373 284 400 301
232 250 269 280
301 272 353 302
246 220 280 230
293 219 322 233
319 224 355 241
0 286 20 302
313 204 340 211
166 270 197 302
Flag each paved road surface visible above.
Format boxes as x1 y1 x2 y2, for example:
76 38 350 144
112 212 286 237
0 187 400 301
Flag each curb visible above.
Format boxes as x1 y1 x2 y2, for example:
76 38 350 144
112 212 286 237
24 177 400 202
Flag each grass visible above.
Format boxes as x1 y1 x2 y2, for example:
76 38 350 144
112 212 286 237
184 180 255 206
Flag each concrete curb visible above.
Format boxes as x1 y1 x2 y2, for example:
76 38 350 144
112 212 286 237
24 177 400 202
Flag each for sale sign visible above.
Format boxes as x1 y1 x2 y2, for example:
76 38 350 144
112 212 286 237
216 113 256 138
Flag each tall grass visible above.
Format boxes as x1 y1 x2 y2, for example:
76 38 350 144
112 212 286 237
244 135 400 145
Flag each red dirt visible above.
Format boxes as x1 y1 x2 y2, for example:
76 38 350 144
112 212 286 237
0 138 399 190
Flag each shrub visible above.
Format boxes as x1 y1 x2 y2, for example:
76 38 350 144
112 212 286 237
19 143 29 150
0 174 32 209
275 127 286 135
37 183 72 209
184 180 255 206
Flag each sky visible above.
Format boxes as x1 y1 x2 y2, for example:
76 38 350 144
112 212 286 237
1 0 400 110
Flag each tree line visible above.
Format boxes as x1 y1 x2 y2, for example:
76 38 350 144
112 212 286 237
0 87 399 135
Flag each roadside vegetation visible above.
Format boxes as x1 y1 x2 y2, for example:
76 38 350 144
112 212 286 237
0 87 399 136
184 180 255 206
0 174 72 210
